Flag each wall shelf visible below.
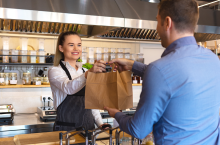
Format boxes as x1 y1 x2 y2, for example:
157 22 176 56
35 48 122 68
0 85 50 88
132 84 142 86
0 63 53 66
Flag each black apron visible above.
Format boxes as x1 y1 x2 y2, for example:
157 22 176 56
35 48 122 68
53 60 95 131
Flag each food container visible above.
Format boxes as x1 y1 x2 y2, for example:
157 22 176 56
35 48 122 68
95 53 102 62
130 54 136 61
40 77 44 83
81 52 87 64
124 53 130 59
117 53 124 59
102 53 109 62
109 53 116 60
33 77 41 85
136 53 144 63
19 50 28 63
10 49 19 63
1 50 9 63
87 47 95 58
42 77 50 85
103 48 109 53
0 73 5 86
124 48 131 53
110 48 116 53
88 58 95 64
4 73 10 85
37 50 46 63
9 73 17 85
96 47 102 53
28 50 37 63
132 75 138 84
23 73 31 85
82 46 87 52
117 48 124 53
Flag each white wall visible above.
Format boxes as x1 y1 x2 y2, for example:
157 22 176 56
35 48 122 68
140 42 165 65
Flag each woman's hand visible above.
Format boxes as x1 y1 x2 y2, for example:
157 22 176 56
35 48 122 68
85 60 106 78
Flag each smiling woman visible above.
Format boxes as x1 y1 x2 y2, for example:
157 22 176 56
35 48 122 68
48 31 108 131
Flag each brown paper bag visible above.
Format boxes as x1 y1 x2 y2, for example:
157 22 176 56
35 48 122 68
85 67 133 110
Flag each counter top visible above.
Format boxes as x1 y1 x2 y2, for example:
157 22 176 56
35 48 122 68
0 113 53 132
0 84 142 88
0 85 50 88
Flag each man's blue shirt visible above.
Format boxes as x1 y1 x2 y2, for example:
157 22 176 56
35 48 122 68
115 36 220 145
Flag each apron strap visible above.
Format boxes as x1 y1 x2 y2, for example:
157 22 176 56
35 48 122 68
60 59 72 80
60 59 85 80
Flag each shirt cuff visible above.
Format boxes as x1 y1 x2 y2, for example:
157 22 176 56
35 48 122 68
115 112 126 122
132 61 145 75
95 119 103 127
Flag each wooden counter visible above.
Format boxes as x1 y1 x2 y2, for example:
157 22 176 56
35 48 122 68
0 85 50 88
0 130 131 145
0 137 15 145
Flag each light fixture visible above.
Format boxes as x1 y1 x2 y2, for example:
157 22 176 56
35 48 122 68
198 0 220 8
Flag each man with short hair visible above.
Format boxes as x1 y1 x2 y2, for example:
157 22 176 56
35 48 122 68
105 0 220 144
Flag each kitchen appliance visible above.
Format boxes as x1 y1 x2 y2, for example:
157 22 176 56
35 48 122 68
37 96 56 122
37 107 56 122
0 104 15 125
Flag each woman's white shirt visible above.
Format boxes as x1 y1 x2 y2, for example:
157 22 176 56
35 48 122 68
48 61 103 127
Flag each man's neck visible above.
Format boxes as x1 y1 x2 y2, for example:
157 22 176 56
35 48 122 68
165 32 194 48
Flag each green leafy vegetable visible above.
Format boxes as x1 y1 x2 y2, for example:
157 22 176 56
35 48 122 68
82 63 93 69
77 58 82 62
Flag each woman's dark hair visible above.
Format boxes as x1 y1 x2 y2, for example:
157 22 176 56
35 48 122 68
54 31 81 66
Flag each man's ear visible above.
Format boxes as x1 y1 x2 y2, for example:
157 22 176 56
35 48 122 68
164 16 172 31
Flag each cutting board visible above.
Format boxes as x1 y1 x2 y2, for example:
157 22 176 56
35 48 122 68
14 131 78 145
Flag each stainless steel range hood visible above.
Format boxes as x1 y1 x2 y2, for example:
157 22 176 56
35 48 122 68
0 0 219 42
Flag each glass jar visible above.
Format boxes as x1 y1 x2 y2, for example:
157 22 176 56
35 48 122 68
88 58 94 64
136 53 144 63
87 47 95 58
124 53 130 59
102 53 109 62
103 48 109 53
0 73 5 86
28 50 37 63
19 50 28 63
37 50 46 63
124 48 131 53
117 53 124 59
95 53 102 62
23 73 31 85
96 47 102 53
33 77 41 85
81 52 87 64
1 50 9 63
109 53 116 60
110 48 116 53
4 73 10 85
40 77 44 83
117 48 124 53
130 54 136 61
10 49 19 63
82 46 87 52
9 73 17 85
42 77 50 85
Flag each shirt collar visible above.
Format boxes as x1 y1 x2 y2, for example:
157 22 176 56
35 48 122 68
161 36 197 57
61 61 82 70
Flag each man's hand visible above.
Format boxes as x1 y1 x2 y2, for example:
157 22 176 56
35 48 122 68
104 107 120 118
108 58 134 72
